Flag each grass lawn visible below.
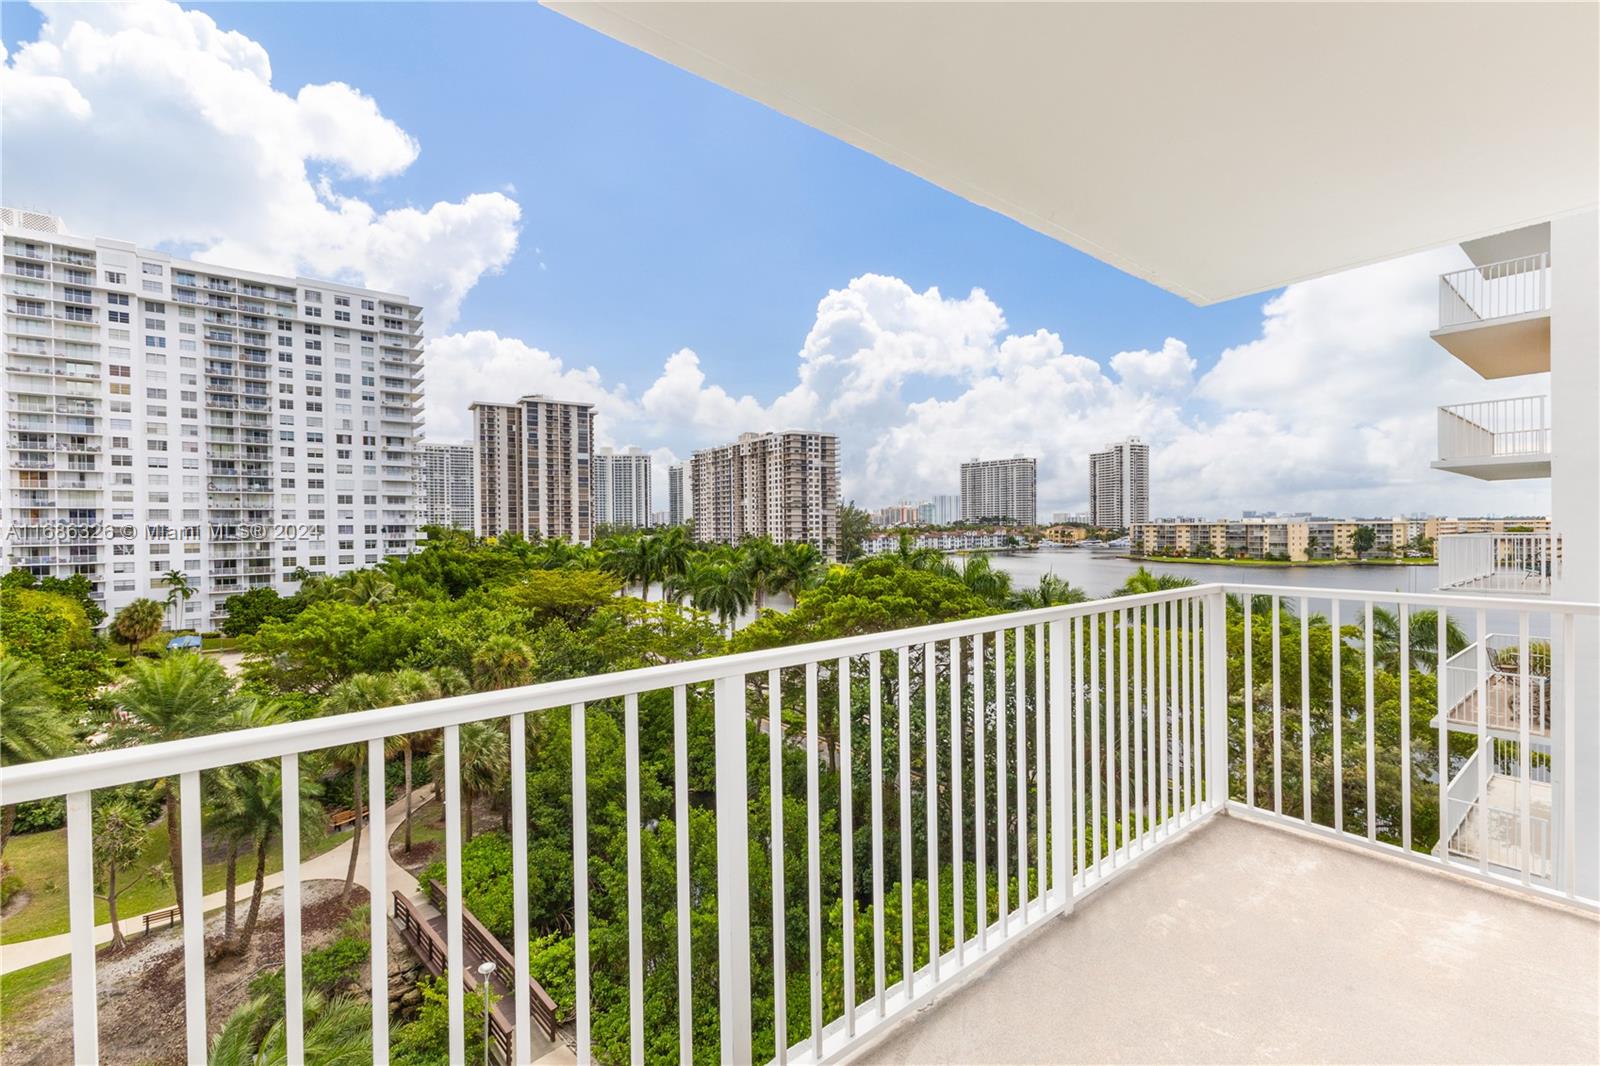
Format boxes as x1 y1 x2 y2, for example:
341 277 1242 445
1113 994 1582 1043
0 820 352 945
390 799 445 855
0 954 71 1025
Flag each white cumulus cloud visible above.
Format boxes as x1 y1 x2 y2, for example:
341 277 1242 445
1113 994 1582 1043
424 262 1548 521
1 0 519 327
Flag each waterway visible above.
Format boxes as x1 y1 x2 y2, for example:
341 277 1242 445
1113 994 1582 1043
984 549 1440 598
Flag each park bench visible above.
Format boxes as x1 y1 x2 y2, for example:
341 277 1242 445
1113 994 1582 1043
328 808 366 831
142 905 180 933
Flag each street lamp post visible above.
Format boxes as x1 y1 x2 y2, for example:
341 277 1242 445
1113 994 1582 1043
477 960 497 1066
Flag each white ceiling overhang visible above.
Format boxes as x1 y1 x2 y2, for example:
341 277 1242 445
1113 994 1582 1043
547 1 1599 304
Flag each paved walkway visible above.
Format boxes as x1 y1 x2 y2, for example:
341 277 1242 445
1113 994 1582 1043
0 785 430 974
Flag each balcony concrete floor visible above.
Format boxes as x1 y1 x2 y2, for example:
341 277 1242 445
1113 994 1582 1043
859 814 1598 1065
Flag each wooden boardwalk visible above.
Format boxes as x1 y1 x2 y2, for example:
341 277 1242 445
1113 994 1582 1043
392 884 561 1064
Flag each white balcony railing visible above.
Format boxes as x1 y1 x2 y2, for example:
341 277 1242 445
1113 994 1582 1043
0 583 1592 1065
1442 633 1551 735
1438 252 1551 329
1444 739 1554 879
1438 531 1562 593
1436 396 1549 461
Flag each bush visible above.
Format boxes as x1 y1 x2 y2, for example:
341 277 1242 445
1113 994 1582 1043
303 936 369 993
11 797 66 834
0 874 23 908
247 929 371 1016
419 833 513 938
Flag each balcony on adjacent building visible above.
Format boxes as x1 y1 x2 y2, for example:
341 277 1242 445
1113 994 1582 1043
1438 531 1562 594
1431 251 1552 378
1439 633 1551 737
1431 396 1551 480
1439 739 1553 881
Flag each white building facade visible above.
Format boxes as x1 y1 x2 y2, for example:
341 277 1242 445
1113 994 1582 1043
1089 436 1150 529
1 208 423 630
418 442 474 531
667 462 690 527
593 446 652 530
960 457 1036 525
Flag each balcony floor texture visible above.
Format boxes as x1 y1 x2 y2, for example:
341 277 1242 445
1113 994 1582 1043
858 814 1598 1065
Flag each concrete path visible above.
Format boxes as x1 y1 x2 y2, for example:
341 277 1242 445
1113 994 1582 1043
0 784 431 974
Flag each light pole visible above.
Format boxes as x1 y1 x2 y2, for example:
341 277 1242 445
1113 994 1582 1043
477 960 497 1066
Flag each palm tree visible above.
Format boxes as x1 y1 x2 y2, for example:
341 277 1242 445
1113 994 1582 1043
161 568 196 631
685 557 754 635
1113 566 1198 597
211 992 371 1066
111 597 166 656
422 719 509 842
110 654 246 915
773 541 825 601
738 537 782 610
471 633 536 690
603 534 658 600
654 525 694 597
206 701 290 947
957 554 1013 604
322 673 399 899
335 571 395 611
227 758 320 947
385 667 463 854
1010 573 1089 609
892 531 947 572
1368 606 1469 673
92 798 156 952
0 657 73 858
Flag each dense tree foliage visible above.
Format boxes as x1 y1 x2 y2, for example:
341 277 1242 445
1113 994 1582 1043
5 525 1476 1065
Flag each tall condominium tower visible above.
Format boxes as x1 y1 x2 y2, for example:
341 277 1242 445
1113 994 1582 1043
418 442 474 530
667 462 691 527
0 208 423 630
593 446 652 530
960 457 1038 525
930 493 962 524
470 395 596 543
690 430 840 557
1089 436 1150 528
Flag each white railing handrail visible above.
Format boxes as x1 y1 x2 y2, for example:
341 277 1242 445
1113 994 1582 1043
0 584 1204 804
5 582 1595 805
1438 394 1551 415
1438 251 1551 328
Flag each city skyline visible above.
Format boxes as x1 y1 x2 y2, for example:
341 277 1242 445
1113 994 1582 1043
0 1 1551 521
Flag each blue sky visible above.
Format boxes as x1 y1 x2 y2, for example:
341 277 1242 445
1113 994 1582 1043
0 2 1547 518
186 1 1265 397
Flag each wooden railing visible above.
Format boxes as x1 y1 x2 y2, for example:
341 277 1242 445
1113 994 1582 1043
421 879 560 1043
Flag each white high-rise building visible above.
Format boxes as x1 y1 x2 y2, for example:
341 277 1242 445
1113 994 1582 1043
593 446 652 530
960 457 1037 525
667 462 691 527
419 443 474 530
930 493 962 524
470 395 596 543
691 430 840 557
1089 437 1150 528
0 208 423 630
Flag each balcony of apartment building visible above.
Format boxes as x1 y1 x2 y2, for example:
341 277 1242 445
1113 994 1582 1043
1438 530 1562 595
1430 231 1552 379
1439 738 1554 881
1432 395 1551 480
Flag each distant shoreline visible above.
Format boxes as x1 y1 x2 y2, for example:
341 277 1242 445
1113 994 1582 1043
1124 555 1436 568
